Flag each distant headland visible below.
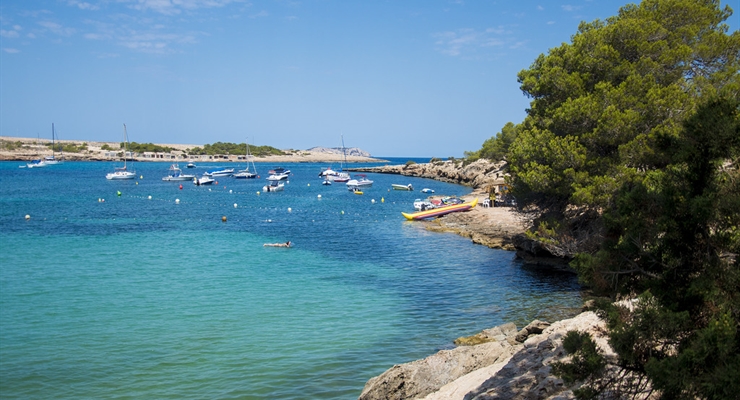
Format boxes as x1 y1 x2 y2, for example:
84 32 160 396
0 136 386 163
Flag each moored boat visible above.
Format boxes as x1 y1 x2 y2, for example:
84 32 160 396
392 184 413 191
234 139 258 179
194 175 215 186
266 173 290 181
402 198 478 220
346 174 373 190
268 167 291 175
44 123 64 165
413 198 436 211
106 124 136 180
262 180 285 192
204 168 234 177
26 159 48 168
162 164 196 181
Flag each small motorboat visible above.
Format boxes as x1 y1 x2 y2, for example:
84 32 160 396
330 172 351 182
421 188 435 194
346 174 373 189
322 179 332 185
392 184 413 191
266 173 290 181
186 162 196 168
26 159 48 168
162 164 196 181
413 199 436 211
268 167 291 175
263 180 285 192
194 175 215 186
402 198 478 220
204 168 234 177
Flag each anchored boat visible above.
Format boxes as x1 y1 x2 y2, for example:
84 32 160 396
401 198 478 220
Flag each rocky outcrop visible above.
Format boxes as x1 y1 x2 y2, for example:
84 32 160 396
347 159 508 192
359 312 610 400
358 322 524 400
511 234 575 273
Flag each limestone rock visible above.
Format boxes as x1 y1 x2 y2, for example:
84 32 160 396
514 320 551 343
361 312 612 400
455 323 519 346
358 340 520 400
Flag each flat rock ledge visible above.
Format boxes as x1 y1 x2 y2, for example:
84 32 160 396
358 311 610 400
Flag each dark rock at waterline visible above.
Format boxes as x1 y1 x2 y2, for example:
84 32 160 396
511 234 575 273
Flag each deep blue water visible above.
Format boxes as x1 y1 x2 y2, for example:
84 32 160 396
0 160 582 399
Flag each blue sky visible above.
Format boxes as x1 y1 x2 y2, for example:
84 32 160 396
1 1 738 157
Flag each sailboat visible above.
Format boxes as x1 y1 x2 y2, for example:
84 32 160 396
234 139 258 179
106 124 136 180
330 135 351 182
44 123 64 165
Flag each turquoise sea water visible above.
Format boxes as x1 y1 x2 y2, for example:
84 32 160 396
0 160 582 399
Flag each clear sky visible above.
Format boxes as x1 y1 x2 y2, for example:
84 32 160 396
1 1 738 157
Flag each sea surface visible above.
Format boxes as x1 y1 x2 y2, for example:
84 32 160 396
0 159 583 399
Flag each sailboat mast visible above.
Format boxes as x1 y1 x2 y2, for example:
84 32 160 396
51 123 55 158
123 123 128 170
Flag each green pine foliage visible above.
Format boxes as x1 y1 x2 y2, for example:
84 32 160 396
188 142 285 157
465 122 521 162
489 0 740 398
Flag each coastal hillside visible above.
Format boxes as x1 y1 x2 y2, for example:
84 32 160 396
0 136 382 163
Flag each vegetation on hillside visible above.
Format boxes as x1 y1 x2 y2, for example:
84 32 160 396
468 0 740 398
0 140 27 151
187 142 285 157
126 142 175 153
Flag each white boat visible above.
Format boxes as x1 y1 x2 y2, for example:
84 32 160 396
322 179 332 185
26 159 48 168
329 136 351 182
44 123 64 165
421 188 435 194
266 172 290 181
262 180 285 192
204 168 234 177
413 198 436 211
194 175 215 186
234 139 258 179
346 174 373 190
186 162 196 168
106 124 136 180
162 164 196 181
392 184 413 191
319 167 339 178
268 167 291 175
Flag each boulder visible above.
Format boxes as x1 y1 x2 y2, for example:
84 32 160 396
358 336 520 400
455 323 518 346
514 320 551 343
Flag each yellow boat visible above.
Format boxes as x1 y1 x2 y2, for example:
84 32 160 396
401 198 478 220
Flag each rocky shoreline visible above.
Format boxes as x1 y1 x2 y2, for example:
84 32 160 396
348 159 573 271
359 311 610 400
352 159 602 399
